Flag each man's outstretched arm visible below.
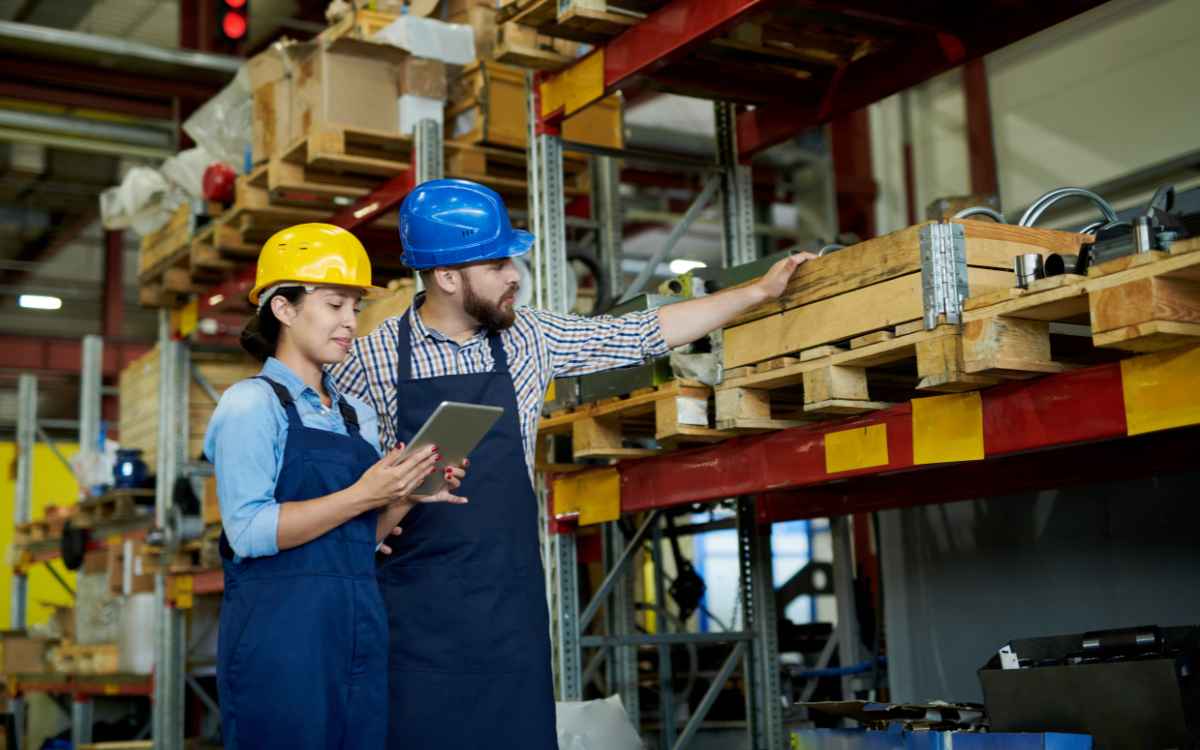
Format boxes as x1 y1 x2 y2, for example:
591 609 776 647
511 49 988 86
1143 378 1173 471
657 253 813 348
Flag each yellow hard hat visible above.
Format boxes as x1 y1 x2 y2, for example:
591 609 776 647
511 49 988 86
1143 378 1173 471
248 223 385 305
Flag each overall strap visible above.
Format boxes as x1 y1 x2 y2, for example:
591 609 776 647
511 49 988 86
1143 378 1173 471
255 376 303 428
336 398 361 436
486 327 509 373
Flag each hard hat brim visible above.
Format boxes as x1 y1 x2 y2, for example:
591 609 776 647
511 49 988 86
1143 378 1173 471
248 282 390 306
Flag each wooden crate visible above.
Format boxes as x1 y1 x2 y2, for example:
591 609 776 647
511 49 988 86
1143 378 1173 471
75 489 154 528
49 642 120 675
722 220 1092 371
137 204 193 278
118 347 260 468
537 380 728 462
447 61 623 151
501 0 662 45
493 20 582 70
964 235 1200 354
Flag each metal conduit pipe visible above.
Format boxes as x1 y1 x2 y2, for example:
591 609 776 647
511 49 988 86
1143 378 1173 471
0 20 241 74
953 206 1006 222
0 109 172 148
1018 187 1119 228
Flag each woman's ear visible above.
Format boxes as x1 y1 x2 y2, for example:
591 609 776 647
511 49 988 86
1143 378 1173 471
270 294 298 327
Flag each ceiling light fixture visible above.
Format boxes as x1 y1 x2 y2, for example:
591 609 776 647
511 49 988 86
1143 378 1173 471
18 294 62 311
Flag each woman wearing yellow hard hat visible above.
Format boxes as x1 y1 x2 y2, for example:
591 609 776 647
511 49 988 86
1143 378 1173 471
203 223 469 748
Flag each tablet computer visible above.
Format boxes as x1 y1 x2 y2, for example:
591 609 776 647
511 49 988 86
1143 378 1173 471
401 401 503 496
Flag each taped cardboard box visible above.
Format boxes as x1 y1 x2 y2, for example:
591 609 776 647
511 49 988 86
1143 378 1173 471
247 42 310 163
1 631 54 674
400 57 448 100
294 43 407 136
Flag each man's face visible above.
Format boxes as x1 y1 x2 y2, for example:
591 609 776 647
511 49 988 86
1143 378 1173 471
459 258 521 331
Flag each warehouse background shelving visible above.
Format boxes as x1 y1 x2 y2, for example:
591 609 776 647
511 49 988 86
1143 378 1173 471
1 0 1199 748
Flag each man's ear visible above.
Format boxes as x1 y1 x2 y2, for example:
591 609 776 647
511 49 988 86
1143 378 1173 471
432 267 460 295
270 294 298 327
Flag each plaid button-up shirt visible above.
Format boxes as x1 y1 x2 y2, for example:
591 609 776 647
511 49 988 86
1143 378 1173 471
328 294 670 475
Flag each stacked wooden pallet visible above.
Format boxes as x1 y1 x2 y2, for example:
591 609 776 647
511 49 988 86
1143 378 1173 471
538 224 1200 462
117 346 260 468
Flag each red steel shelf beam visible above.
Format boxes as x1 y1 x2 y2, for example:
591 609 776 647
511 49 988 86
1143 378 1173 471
551 346 1200 526
537 0 1111 160
10 675 154 698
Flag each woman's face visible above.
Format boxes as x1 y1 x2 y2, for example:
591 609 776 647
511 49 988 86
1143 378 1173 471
274 286 363 364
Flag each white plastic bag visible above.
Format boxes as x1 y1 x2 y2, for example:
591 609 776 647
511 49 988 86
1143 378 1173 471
99 166 171 234
161 146 217 201
556 695 643 750
183 65 253 172
372 16 476 65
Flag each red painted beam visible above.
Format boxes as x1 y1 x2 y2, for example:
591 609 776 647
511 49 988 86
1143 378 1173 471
103 230 124 339
328 170 415 231
963 57 998 198
756 425 1200 524
830 108 877 239
553 360 1135 521
0 55 222 102
0 80 173 120
0 336 151 378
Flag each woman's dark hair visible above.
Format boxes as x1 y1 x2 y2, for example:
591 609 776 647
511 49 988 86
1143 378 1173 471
240 286 308 362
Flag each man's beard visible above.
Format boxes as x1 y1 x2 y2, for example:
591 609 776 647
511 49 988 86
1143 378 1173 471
462 275 517 331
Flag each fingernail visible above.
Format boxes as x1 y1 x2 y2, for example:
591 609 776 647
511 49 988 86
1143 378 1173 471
435 453 442 461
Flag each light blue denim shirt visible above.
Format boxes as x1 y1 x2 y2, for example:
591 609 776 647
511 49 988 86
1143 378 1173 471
203 356 382 560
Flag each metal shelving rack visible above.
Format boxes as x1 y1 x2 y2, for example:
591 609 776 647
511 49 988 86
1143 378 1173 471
521 1 1184 747
9 336 156 749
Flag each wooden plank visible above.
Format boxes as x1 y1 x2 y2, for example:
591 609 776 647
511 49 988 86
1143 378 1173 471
962 317 1068 377
804 398 893 416
851 330 894 348
1087 250 1169 278
731 222 1088 327
724 268 1011 369
1092 320 1200 352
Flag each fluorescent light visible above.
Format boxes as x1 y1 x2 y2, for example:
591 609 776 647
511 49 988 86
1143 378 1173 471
18 294 62 310
668 259 707 275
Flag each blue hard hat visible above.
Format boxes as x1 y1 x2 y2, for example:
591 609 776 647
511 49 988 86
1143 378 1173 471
398 179 534 270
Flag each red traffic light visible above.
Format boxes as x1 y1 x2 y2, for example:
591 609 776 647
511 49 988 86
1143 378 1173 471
222 10 247 40
225 0 246 6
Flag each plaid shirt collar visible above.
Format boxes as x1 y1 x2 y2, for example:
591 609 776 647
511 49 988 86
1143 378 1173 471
408 292 488 349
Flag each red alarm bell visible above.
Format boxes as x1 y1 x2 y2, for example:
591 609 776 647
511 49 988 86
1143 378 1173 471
202 162 236 203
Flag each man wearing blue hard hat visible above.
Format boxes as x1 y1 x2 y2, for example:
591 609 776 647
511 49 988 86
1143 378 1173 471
331 178 811 748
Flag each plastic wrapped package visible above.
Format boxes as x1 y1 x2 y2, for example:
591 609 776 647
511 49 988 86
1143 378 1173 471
183 65 253 173
555 695 643 750
372 16 476 65
98 166 171 235
161 146 217 201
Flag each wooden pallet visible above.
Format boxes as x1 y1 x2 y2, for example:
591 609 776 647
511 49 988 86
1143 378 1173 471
49 643 120 675
75 490 154 528
136 204 193 281
722 220 1092 370
282 126 413 179
501 0 654 45
964 236 1200 354
14 517 64 545
538 379 728 461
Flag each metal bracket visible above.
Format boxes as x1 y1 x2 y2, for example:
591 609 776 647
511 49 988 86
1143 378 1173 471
920 222 968 328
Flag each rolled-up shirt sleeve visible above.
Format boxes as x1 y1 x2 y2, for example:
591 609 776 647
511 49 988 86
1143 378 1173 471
203 380 281 559
532 308 670 379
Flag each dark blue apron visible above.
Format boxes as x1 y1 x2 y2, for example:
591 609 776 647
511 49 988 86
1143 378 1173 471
217 376 387 750
378 309 555 749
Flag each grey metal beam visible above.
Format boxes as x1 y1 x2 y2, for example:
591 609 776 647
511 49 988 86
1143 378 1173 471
580 510 659 631
619 174 720 303
581 632 753 647
671 642 746 750
0 20 241 75
0 109 172 148
79 335 102 456
13 373 35 631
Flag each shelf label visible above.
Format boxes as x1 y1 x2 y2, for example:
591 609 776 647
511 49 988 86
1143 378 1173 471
1121 345 1200 436
824 423 889 474
553 468 620 526
912 392 984 464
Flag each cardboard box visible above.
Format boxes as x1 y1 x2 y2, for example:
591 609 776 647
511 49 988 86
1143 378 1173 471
1 632 54 674
247 43 311 163
400 57 448 100
294 44 406 136
448 62 623 150
448 5 497 62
